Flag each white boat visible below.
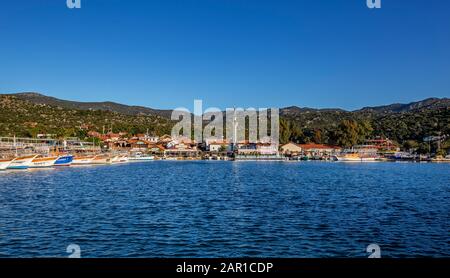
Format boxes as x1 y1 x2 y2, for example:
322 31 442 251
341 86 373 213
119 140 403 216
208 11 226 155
72 155 95 165
0 158 15 170
129 154 154 161
29 155 59 168
111 155 129 164
118 155 129 163
334 153 378 162
7 155 39 169
431 155 450 163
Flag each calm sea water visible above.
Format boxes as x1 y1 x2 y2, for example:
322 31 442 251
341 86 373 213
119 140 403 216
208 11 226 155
0 161 448 258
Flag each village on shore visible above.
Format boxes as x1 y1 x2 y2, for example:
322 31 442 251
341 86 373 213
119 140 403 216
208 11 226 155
1 129 449 171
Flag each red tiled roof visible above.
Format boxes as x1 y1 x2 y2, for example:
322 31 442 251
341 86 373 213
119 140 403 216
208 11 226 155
297 143 341 150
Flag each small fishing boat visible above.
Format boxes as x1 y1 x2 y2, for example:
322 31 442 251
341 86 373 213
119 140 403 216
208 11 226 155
0 158 15 170
72 155 95 165
54 155 74 166
29 155 59 168
7 155 39 169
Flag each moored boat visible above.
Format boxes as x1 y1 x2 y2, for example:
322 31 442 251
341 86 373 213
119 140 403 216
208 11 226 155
29 155 59 168
431 155 450 163
118 155 129 163
7 155 39 169
111 155 129 164
110 155 119 163
0 158 15 170
129 152 154 162
54 155 74 166
72 155 95 165
334 153 378 162
91 154 111 165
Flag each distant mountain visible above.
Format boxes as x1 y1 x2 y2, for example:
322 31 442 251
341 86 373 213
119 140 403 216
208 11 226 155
7 92 173 119
6 92 450 118
280 106 348 117
280 98 450 115
356 98 450 113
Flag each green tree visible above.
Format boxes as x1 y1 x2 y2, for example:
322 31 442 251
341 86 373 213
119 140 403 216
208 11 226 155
313 129 322 144
357 120 373 143
279 118 292 144
335 120 359 147
403 140 419 151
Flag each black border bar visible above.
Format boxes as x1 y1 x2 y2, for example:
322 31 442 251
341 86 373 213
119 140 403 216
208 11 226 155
0 259 448 275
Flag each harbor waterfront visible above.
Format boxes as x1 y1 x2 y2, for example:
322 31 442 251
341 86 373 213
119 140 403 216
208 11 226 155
1 135 450 170
0 161 448 258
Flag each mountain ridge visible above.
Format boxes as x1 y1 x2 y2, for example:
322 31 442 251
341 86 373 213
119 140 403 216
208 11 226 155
5 92 450 117
5 92 173 119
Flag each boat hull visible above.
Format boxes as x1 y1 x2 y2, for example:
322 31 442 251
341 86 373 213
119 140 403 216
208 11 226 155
7 155 38 169
0 159 14 170
29 157 58 168
72 156 95 165
334 156 377 162
54 155 74 166
129 156 154 161
111 156 129 164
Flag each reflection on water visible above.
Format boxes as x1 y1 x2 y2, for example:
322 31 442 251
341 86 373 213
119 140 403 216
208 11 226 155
0 161 449 258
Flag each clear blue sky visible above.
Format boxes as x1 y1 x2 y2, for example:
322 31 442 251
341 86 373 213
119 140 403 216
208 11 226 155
0 0 449 110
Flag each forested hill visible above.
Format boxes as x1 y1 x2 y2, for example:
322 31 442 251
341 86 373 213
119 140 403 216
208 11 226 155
1 93 449 152
0 94 174 138
7 92 173 118
279 98 450 151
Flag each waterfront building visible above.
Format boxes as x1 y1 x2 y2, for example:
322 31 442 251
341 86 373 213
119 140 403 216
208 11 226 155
297 143 341 158
148 144 165 155
128 139 149 152
351 145 379 154
133 134 159 143
280 142 303 155
206 140 231 152
234 141 281 160
365 137 400 152
256 143 279 155
164 141 201 159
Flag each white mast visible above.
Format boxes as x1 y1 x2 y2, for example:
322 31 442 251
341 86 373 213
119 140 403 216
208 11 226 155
13 135 18 157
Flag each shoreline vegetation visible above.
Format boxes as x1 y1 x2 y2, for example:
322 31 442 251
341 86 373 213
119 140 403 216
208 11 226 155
0 92 449 167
